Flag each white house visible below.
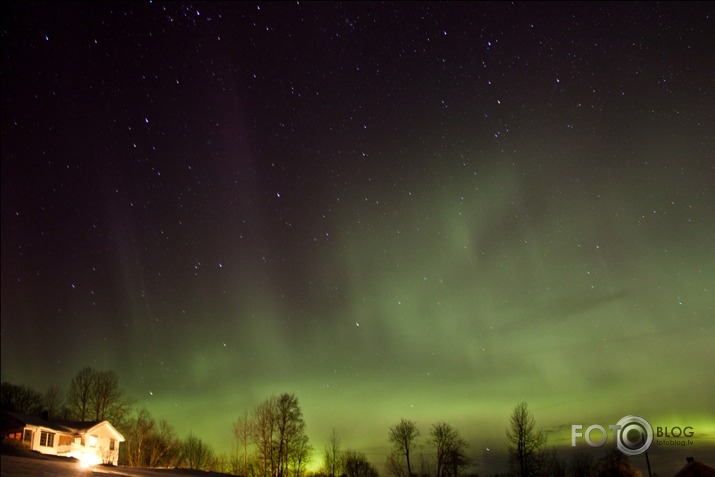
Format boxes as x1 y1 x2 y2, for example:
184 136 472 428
2 411 125 466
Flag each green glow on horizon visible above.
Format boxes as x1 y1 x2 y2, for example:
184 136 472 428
1 6 713 475
117 152 714 467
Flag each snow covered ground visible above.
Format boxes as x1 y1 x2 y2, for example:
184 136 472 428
0 449 231 477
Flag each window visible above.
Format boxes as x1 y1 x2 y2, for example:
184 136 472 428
109 439 115 451
40 431 55 447
88 435 97 447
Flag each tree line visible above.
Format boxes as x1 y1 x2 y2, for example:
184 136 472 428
1 368 212 469
1 367 131 424
0 368 312 473
321 403 643 477
2 371 646 477
502 402 643 477
382 419 468 477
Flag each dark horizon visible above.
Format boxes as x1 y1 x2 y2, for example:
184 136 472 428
2 391 713 476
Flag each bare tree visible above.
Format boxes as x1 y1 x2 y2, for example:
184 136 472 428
146 418 179 468
213 453 231 474
570 451 595 477
595 448 641 477
387 452 407 477
0 382 43 415
181 431 214 471
290 433 313 477
253 396 277 477
67 367 95 420
429 422 468 477
42 385 64 418
250 393 310 477
505 402 546 477
275 393 305 477
324 428 344 477
418 452 433 477
541 446 566 477
124 408 155 467
234 410 253 476
388 419 420 477
345 450 379 477
67 367 133 424
91 370 120 420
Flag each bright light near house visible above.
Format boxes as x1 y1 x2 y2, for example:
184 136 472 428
75 451 102 468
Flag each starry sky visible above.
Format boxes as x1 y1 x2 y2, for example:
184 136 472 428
2 2 714 475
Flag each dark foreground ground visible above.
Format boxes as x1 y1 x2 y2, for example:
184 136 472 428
0 447 233 477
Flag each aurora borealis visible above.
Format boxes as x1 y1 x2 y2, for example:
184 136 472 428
1 2 714 475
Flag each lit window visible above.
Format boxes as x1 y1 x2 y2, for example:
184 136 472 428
89 435 97 447
40 431 55 447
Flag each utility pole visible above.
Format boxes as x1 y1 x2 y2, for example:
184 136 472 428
644 450 653 477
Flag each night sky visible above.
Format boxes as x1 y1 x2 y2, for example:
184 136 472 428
2 2 714 474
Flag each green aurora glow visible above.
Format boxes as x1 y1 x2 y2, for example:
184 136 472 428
1 3 714 476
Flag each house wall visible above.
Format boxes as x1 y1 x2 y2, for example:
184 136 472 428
1 428 32 448
82 424 122 465
24 425 61 456
7 419 123 467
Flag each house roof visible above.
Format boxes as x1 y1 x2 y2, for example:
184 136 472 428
3 411 100 433
84 420 125 442
672 459 715 477
2 411 125 441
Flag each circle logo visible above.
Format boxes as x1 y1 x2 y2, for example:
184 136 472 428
615 415 653 455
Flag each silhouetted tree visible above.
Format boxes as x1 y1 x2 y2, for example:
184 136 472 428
67 367 94 420
234 410 253 476
42 385 65 418
386 453 408 477
417 452 433 477
91 370 122 420
345 450 380 477
275 393 307 477
0 382 43 415
253 396 277 477
67 367 133 424
324 428 344 477
290 433 313 477
251 393 310 477
505 402 545 477
146 418 180 468
595 448 641 477
181 431 214 470
212 453 232 474
429 422 468 477
540 447 566 477
124 408 155 466
388 419 420 477
570 451 595 477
